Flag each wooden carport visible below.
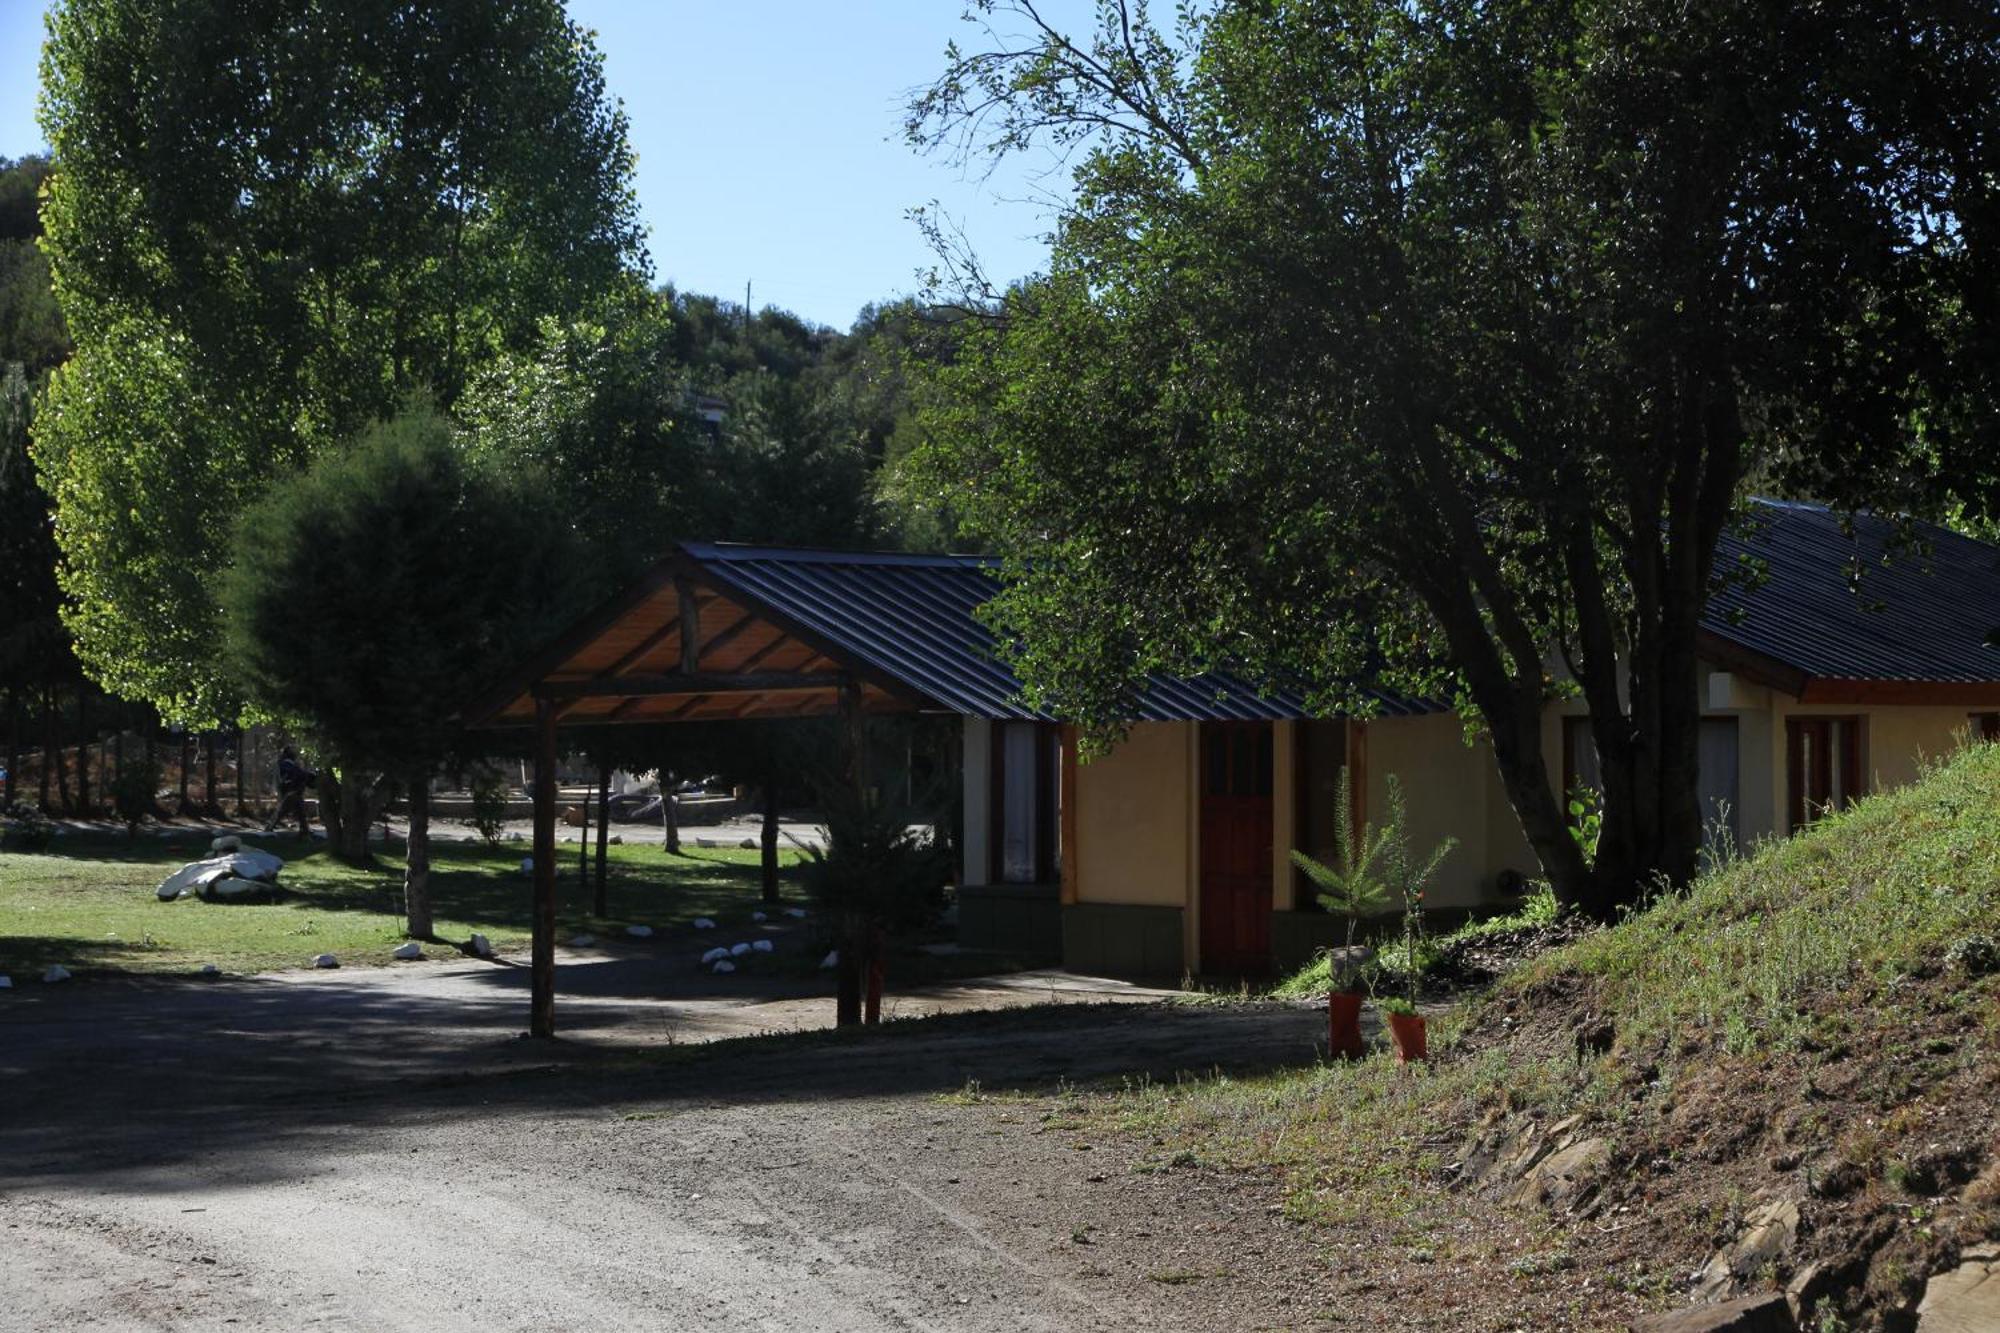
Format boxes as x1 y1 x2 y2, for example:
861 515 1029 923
463 551 931 1037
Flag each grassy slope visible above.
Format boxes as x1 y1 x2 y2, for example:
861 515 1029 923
0 827 802 976
1094 744 2000 1327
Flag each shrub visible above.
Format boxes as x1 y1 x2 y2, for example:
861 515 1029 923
3 800 55 852
799 787 950 933
468 767 509 845
111 757 161 837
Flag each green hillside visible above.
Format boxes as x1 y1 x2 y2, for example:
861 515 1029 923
1101 744 2000 1328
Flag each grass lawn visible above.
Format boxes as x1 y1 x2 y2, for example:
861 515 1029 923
0 825 806 978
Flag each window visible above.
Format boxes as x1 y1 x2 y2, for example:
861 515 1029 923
1786 716 1864 832
1292 720 1350 909
1973 713 2000 742
989 722 1058 883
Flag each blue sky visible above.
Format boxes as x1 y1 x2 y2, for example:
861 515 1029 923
0 0 1090 330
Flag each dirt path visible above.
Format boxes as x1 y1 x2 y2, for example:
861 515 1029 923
1 961 1340 1331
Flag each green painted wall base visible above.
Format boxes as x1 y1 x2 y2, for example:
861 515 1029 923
956 881 1062 959
1061 902 1185 980
1270 910 1346 974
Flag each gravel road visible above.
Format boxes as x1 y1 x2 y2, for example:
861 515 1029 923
1 954 1336 1331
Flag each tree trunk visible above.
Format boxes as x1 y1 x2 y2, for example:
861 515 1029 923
204 732 218 815
761 769 780 904
51 689 71 815
320 765 344 849
577 771 592 887
337 773 378 862
38 691 53 810
5 688 19 807
235 728 245 817
661 771 680 854
177 731 192 814
75 689 91 816
403 778 434 939
593 757 611 917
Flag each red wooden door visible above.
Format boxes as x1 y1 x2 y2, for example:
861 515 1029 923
1199 723 1274 975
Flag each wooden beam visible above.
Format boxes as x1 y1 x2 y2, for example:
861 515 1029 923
538 671 845 702
1796 677 2000 706
598 620 682 681
530 697 558 1039
1696 629 1809 698
688 611 761 670
675 577 701 675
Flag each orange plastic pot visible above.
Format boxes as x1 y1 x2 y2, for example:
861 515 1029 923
1386 1010 1428 1065
1327 991 1366 1060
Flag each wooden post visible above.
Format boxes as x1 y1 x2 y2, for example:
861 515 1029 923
577 758 592 888
760 763 780 904
675 577 701 674
531 696 558 1038
835 675 866 1027
593 756 612 917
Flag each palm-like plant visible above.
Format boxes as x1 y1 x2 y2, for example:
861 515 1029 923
1290 767 1393 993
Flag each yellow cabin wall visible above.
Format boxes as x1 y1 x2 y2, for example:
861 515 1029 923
1072 721 1193 908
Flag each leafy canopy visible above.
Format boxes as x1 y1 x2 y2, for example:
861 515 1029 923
220 405 580 777
32 0 646 726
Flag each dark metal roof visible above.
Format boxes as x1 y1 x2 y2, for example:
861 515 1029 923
1704 500 2000 685
682 542 1437 722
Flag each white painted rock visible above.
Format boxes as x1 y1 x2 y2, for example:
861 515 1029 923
0 974 12 989
712 959 736 974
608 835 622 845
785 908 808 919
210 835 241 853
752 939 774 953
519 857 535 877
469 934 495 959
204 876 270 901
819 950 839 970
751 911 767 922
199 964 220 977
729 942 752 957
392 942 424 961
231 847 284 880
700 946 729 964
312 954 338 969
626 924 654 939
42 965 70 983
156 858 235 901
692 917 717 930
568 933 597 948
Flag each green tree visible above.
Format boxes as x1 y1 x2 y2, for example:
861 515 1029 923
221 406 580 936
908 0 1999 914
33 0 646 732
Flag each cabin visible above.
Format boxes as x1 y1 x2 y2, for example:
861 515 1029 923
471 500 2000 1007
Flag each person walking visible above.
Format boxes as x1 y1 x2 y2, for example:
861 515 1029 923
263 746 315 838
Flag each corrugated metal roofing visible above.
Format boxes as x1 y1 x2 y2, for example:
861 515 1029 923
683 542 1437 722
1704 500 2000 685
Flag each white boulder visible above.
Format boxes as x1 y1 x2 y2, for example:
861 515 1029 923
729 942 752 957
0 974 11 989
751 911 767 922
312 954 339 969
519 857 535 877
42 965 70 983
785 908 808 919
204 876 270 901
231 847 284 880
469 934 495 959
392 942 424 961
819 950 839 970
155 858 235 901
209 835 241 853
700 946 729 964
568 933 597 948
626 924 654 939
751 939 774 953
199 964 220 978
712 959 736 974
692 917 717 930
